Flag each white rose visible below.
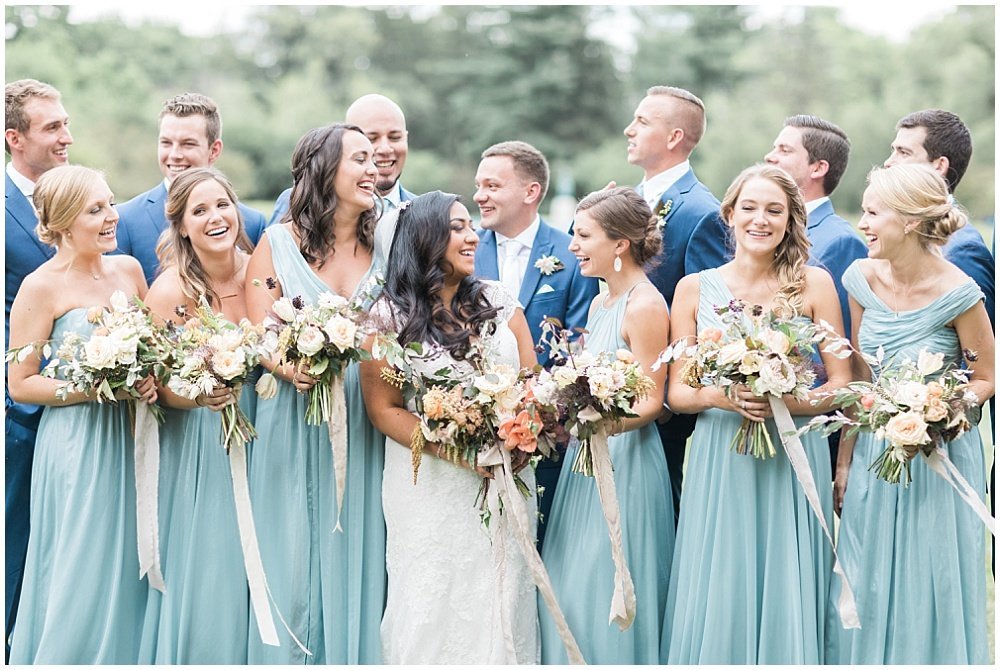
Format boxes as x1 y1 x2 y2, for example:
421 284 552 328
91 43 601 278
917 349 945 377
110 333 138 365
588 368 617 401
323 316 357 352
209 329 244 353
212 348 247 380
893 380 928 411
760 329 791 356
552 365 580 388
296 325 326 356
533 380 559 406
573 351 597 369
738 350 764 376
318 292 350 311
717 340 748 367
255 372 279 400
272 297 297 323
110 290 130 313
754 357 797 396
883 411 930 447
83 335 118 369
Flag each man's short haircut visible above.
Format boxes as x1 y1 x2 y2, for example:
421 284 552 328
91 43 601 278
785 114 851 195
897 109 972 192
646 85 707 149
159 92 222 146
5 79 62 154
481 140 550 201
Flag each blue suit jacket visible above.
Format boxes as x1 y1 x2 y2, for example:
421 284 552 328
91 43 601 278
267 183 417 227
5 173 54 427
645 168 729 308
806 200 868 336
116 182 268 286
474 221 599 366
943 223 994 328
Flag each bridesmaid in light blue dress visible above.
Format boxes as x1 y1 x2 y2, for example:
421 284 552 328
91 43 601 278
662 165 851 664
540 188 674 665
244 124 387 664
7 166 155 663
827 165 993 664
138 168 258 663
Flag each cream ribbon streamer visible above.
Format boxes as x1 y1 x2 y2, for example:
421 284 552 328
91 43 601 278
769 396 860 630
228 440 312 655
923 446 996 536
479 444 586 665
588 428 637 630
134 401 165 592
327 375 348 533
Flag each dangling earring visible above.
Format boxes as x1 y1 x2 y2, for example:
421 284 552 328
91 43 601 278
613 254 622 272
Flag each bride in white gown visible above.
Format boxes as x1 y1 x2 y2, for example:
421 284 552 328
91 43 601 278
361 191 540 664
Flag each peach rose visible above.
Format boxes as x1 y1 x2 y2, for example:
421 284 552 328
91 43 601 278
698 327 723 343
884 411 930 447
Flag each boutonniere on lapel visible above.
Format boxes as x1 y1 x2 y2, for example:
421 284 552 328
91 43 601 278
534 255 565 276
656 200 673 230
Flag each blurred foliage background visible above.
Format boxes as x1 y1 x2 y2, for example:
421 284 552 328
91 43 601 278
4 4 995 228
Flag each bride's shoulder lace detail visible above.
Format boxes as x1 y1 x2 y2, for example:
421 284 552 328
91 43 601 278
368 295 401 333
480 280 518 323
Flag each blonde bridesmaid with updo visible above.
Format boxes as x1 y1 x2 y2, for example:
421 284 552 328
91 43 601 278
8 165 154 663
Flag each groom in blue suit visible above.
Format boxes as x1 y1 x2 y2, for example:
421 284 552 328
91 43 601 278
4 79 72 657
472 140 599 546
625 86 730 524
116 93 267 285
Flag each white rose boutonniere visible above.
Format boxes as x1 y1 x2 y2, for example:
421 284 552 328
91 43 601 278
534 255 565 275
656 199 673 230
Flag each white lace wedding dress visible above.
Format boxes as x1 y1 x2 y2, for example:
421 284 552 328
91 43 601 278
377 282 539 664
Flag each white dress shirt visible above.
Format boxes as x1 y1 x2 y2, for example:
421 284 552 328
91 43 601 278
494 215 540 299
636 160 690 212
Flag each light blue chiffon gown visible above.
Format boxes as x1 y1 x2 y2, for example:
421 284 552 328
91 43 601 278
138 370 259 664
540 282 675 665
826 261 988 664
247 224 386 664
9 308 149 664
663 268 834 664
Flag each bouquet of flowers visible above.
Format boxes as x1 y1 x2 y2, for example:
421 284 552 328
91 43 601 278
166 300 267 453
7 290 172 419
258 285 374 424
533 318 655 476
800 347 980 485
656 300 841 459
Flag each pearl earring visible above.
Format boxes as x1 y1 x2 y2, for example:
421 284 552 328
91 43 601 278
613 255 622 272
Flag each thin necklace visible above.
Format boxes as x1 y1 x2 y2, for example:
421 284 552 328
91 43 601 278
70 263 102 280
888 266 914 319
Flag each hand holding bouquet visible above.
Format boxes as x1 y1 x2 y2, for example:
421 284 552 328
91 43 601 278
657 300 842 459
534 319 655 475
8 290 172 419
801 347 980 485
167 300 267 453
258 288 373 423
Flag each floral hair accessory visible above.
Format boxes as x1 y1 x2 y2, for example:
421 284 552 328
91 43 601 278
534 255 565 275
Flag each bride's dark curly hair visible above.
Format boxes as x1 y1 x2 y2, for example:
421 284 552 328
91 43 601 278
380 191 498 361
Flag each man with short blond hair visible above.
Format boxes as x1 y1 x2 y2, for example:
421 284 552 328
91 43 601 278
5 78 73 657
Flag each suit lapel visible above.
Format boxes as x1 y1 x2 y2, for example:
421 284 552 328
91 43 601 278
5 175 52 259
519 223 553 308
145 182 168 235
475 229 500 280
807 200 834 231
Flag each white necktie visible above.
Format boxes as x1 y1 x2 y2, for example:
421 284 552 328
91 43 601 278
500 239 523 299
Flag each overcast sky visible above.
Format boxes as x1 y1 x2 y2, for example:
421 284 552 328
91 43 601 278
54 1 973 43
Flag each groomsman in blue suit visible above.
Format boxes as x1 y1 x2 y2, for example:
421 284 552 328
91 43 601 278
765 115 867 335
883 109 994 327
116 92 267 284
4 78 72 657
765 114 868 471
268 94 415 258
472 140 599 546
625 86 729 524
